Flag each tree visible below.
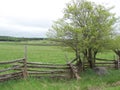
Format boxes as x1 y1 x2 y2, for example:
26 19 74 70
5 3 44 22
109 35 120 60
47 0 116 68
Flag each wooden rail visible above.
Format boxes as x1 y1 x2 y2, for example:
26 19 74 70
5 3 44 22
95 58 115 61
0 58 24 64
1 57 120 82
0 71 23 81
0 58 25 82
0 65 23 73
19 61 68 66
83 59 120 70
0 58 80 81
26 62 75 79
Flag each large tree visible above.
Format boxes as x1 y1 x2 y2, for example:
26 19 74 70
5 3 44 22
47 0 116 68
109 35 120 60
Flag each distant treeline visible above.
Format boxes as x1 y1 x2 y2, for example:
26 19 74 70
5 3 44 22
0 36 46 41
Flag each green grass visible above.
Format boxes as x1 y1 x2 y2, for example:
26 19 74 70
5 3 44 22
96 51 116 60
0 43 74 63
0 41 120 90
0 69 120 90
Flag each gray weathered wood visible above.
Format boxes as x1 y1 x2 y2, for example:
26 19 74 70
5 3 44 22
0 65 23 73
27 65 70 69
0 59 24 64
23 45 28 79
68 63 81 80
19 61 68 66
95 58 115 61
0 72 23 81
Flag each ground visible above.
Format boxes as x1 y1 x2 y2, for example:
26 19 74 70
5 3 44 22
0 41 120 90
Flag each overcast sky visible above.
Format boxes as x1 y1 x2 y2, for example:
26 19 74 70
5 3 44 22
0 0 120 38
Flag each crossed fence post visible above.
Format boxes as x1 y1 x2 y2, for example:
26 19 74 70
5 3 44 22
23 45 28 79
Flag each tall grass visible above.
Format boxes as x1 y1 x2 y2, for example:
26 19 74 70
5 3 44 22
0 69 120 90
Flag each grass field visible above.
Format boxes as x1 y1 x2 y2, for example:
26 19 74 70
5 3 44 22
0 42 74 63
0 41 120 90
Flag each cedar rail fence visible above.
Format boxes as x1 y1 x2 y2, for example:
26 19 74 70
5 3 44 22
0 58 80 82
1 46 119 82
0 57 120 82
0 58 25 82
83 58 120 69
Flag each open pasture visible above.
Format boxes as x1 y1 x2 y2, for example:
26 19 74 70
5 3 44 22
0 41 120 90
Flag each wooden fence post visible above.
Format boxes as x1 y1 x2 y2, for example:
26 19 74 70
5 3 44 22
68 63 81 80
23 45 28 79
117 60 119 69
115 60 119 69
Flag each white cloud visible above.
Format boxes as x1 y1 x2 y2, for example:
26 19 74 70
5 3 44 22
0 0 69 20
0 0 71 37
0 0 120 37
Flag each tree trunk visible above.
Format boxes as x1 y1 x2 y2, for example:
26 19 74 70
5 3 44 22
88 48 93 69
75 50 83 73
83 49 93 69
93 50 98 67
114 50 120 60
88 60 93 68
75 49 82 63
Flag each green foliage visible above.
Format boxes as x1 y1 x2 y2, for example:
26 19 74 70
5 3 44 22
110 35 120 49
48 0 117 68
48 0 116 49
112 35 120 58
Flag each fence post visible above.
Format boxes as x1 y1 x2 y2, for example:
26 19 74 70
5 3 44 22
23 45 28 79
68 63 81 80
115 60 119 69
117 60 119 69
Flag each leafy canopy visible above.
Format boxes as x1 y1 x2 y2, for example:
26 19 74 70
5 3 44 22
47 0 116 57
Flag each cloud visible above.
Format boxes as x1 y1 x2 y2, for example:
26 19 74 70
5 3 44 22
0 16 52 28
0 17 48 37
10 17 53 28
0 0 69 37
0 27 47 38
0 0 119 37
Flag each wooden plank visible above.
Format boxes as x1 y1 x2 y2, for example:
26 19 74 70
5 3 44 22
19 62 68 66
68 63 81 80
0 73 22 80
0 71 23 78
68 57 78 64
95 58 115 61
95 62 114 64
0 65 23 73
27 69 68 73
22 45 28 79
27 65 70 69
0 72 23 81
30 75 68 78
28 70 68 74
0 59 24 64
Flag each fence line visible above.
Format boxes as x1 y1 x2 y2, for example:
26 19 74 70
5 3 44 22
83 58 120 69
0 58 79 82
0 58 24 64
0 58 25 82
95 58 115 61
1 57 120 82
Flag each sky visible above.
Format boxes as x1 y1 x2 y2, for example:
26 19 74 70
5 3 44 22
0 0 120 38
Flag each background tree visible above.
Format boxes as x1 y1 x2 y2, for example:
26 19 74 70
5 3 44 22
47 0 116 68
109 35 120 60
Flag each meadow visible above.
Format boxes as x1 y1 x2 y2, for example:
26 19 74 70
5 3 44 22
0 41 120 90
